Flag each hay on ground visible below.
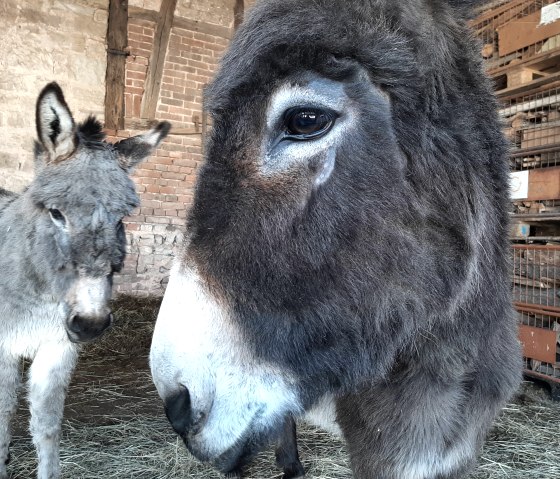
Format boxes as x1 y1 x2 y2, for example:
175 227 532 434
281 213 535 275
7 296 560 479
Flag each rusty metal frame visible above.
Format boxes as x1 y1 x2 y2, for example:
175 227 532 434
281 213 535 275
512 244 560 393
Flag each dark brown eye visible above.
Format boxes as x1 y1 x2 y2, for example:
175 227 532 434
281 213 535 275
283 107 336 139
49 208 65 223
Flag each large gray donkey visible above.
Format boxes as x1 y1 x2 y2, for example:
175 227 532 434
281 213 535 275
0 82 169 479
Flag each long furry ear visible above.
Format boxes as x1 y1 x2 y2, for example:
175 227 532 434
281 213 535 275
36 82 77 163
114 121 171 172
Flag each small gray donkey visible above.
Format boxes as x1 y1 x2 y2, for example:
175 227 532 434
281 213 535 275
0 82 169 479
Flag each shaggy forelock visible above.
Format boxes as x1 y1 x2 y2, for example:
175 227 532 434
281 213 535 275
205 0 419 114
30 148 139 218
77 116 108 150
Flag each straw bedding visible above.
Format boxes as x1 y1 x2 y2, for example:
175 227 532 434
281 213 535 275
7 297 559 479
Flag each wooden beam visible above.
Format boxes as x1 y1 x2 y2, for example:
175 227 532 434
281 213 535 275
498 10 560 57
104 0 128 130
498 72 560 99
128 5 158 23
471 0 528 27
128 6 233 38
233 0 244 31
140 0 178 120
172 16 233 39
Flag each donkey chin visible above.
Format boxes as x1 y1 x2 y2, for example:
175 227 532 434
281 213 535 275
164 384 291 474
64 275 114 343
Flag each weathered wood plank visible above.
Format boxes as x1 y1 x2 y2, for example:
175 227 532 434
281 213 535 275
498 73 560 99
471 0 528 27
519 324 558 364
105 0 128 130
128 5 158 23
140 0 178 120
498 10 560 57
172 16 233 39
527 166 560 201
234 0 244 31
128 6 233 38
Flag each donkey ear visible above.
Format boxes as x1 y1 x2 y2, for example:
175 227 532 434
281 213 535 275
35 82 77 163
114 121 171 172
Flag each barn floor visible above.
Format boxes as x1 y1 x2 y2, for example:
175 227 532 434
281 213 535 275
7 297 560 479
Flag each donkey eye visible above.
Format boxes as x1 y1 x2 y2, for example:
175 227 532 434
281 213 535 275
283 107 336 139
49 208 65 224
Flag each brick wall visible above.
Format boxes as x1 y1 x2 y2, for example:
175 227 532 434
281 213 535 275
110 0 235 296
0 0 109 192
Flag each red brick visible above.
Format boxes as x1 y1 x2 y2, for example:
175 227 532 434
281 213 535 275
146 184 160 193
146 216 172 224
161 172 186 180
192 32 217 44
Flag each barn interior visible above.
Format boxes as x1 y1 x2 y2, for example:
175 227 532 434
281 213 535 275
1 0 560 478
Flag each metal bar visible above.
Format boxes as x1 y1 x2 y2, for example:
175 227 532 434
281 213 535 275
523 369 560 385
512 244 560 251
509 143 560 158
515 302 560 317
512 236 560 241
511 214 560 222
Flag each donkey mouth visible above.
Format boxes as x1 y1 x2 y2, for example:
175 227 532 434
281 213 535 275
184 429 260 475
185 413 276 475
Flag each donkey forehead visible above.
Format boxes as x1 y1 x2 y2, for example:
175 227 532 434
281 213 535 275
32 149 139 214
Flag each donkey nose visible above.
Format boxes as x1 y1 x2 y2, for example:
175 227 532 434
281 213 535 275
164 386 207 438
66 312 113 343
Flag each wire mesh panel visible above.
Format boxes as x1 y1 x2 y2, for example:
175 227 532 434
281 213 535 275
506 83 560 218
503 85 560 170
513 245 560 387
513 244 560 308
475 3 560 392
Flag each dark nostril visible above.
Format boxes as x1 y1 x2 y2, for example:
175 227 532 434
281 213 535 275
105 312 114 329
67 313 112 340
67 315 83 334
190 410 207 436
164 386 194 438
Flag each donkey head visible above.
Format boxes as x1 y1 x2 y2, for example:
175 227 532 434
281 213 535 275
148 0 508 474
30 83 170 342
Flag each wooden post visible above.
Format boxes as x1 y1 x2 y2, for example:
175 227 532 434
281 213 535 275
234 0 244 31
105 0 128 130
140 0 178 120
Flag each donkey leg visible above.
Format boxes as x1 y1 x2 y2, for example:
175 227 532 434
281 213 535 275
275 416 305 479
28 343 77 479
0 354 21 479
